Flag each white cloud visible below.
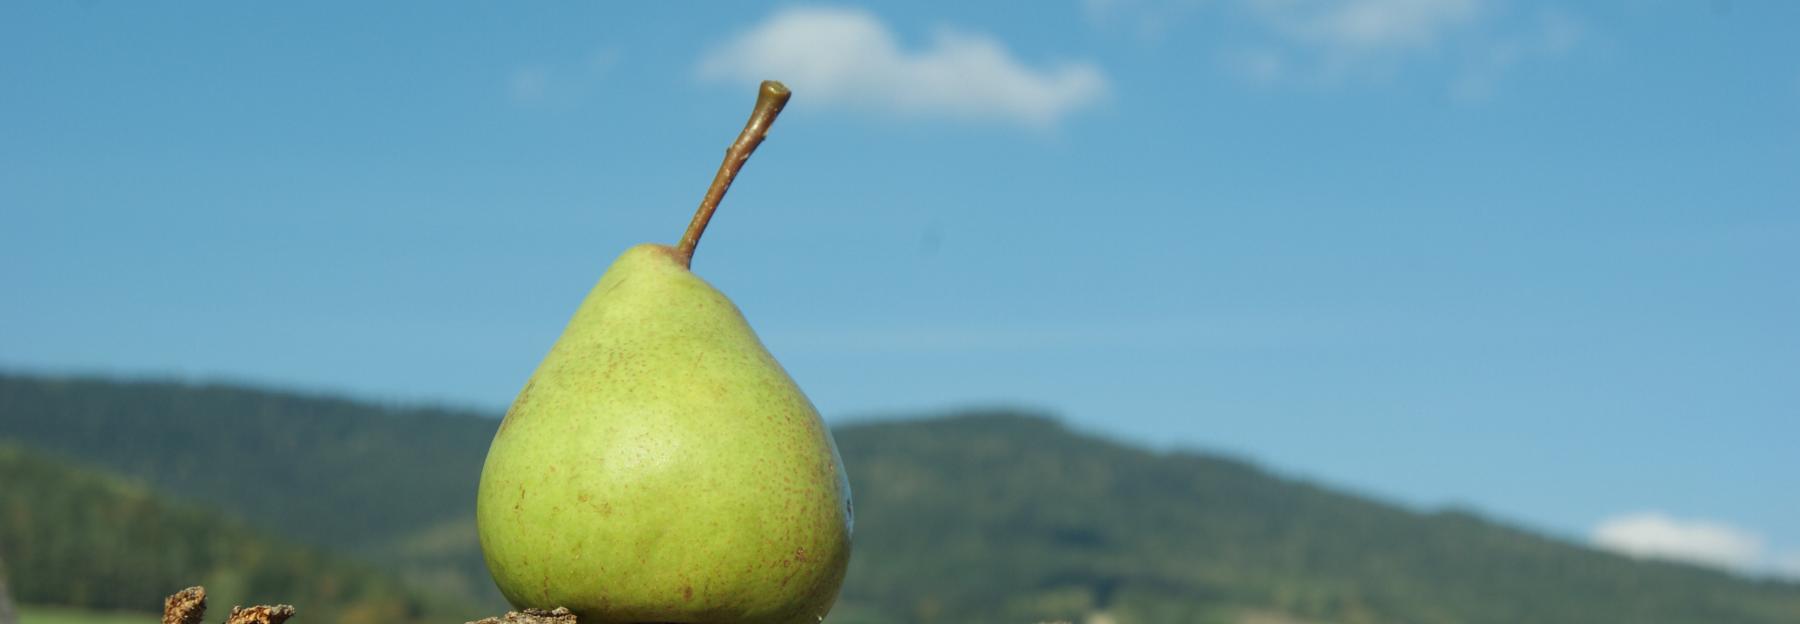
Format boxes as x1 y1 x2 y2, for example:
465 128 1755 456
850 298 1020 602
1591 511 1764 571
697 7 1108 128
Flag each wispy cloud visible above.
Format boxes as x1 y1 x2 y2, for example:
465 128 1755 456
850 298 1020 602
1779 552 1800 578
507 48 620 107
697 7 1108 128
1089 0 1580 96
1247 0 1483 53
765 315 1354 356
507 66 552 104
1082 0 1209 43
1449 9 1582 101
1229 0 1565 89
1591 511 1799 578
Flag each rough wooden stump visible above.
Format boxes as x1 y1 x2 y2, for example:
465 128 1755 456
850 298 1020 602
225 604 296 624
163 585 575 624
464 607 578 624
162 586 206 624
162 587 295 624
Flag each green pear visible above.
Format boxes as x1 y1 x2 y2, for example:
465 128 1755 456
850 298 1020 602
476 81 852 624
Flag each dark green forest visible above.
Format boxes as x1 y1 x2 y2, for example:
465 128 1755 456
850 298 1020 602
3 373 1799 623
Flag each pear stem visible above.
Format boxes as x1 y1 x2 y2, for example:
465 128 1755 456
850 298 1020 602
674 80 792 268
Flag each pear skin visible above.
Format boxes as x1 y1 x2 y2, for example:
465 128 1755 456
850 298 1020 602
477 244 852 624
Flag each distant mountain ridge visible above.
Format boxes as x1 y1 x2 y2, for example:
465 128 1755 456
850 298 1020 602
3 372 1799 623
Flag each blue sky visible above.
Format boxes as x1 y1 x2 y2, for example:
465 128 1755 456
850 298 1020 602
4 1 1796 577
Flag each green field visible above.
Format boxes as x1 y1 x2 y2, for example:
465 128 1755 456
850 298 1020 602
18 605 154 624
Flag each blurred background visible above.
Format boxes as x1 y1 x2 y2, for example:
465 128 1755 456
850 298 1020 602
2 2 1796 623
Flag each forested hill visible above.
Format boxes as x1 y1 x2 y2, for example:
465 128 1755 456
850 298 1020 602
0 443 482 623
833 415 1800 623
4 372 1799 623
0 373 499 550
0 373 510 608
